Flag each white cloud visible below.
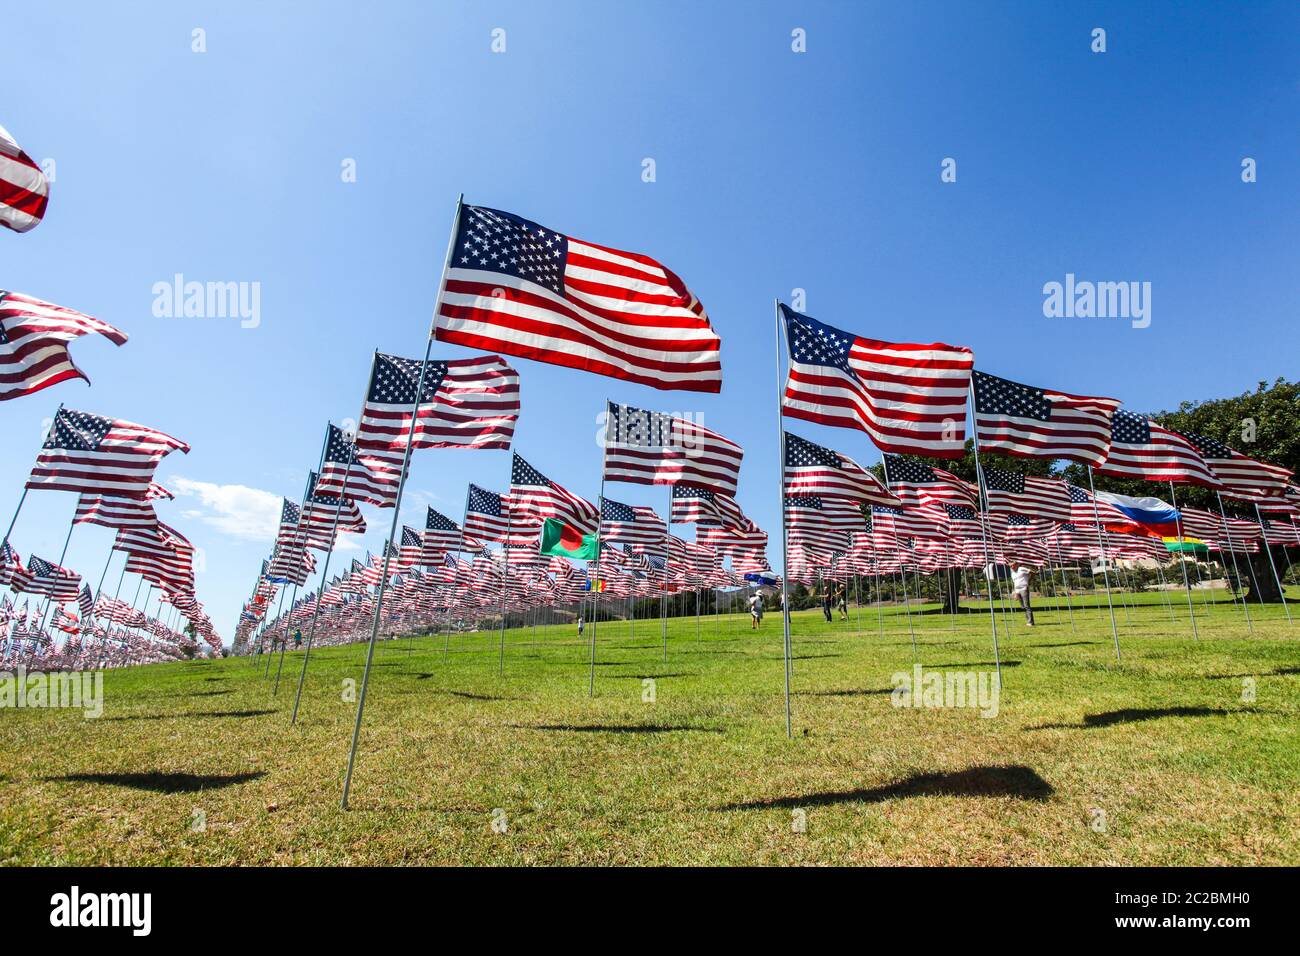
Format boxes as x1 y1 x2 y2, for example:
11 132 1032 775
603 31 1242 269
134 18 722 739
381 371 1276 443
169 477 282 542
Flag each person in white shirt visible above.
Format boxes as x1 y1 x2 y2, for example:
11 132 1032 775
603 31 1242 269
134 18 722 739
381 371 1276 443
748 592 763 628
1011 565 1035 625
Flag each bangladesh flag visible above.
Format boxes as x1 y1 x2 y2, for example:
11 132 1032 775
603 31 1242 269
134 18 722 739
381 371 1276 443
540 517 599 560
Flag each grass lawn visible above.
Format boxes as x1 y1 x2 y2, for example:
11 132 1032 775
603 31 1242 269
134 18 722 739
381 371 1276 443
2 590 1297 865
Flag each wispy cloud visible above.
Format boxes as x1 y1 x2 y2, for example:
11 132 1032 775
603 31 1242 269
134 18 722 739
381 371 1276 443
169 477 282 542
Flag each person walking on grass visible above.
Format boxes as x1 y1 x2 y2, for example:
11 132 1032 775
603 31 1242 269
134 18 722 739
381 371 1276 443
836 584 848 621
748 592 763 629
577 614 585 638
822 587 834 623
1011 564 1036 626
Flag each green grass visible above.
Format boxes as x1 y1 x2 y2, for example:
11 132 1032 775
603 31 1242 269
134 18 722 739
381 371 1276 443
2 590 1297 865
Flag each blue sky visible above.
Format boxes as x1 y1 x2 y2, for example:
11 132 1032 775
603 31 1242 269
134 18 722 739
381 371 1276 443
3 1 1298 644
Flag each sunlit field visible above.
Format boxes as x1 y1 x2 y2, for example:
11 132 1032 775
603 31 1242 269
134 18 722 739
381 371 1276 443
2 592 1297 865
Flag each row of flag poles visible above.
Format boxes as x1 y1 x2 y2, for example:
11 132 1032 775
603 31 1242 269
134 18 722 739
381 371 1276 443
219 194 1297 810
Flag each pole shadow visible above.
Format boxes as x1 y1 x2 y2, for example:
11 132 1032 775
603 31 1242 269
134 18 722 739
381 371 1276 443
716 765 1052 810
43 771 266 793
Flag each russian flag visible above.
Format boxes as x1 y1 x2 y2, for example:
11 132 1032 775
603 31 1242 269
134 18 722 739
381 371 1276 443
1094 491 1182 538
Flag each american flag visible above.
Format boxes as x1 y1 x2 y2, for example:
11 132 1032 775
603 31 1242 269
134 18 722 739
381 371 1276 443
599 497 666 548
423 507 477 563
510 453 600 535
669 483 751 531
0 125 48 234
435 204 721 393
78 584 95 618
20 556 82 603
1096 410 1221 487
971 370 1119 466
26 408 189 499
1257 485 1300 516
942 503 986 539
882 455 978 509
299 476 366 549
464 484 509 543
870 503 950 542
276 499 301 542
1172 430 1294 497
785 495 864 551
981 467 1071 523
117 524 195 594
780 304 973 457
696 524 769 572
73 483 169 530
398 526 424 569
783 432 900 506
314 423 403 508
355 351 519 452
1 291 128 402
602 402 742 495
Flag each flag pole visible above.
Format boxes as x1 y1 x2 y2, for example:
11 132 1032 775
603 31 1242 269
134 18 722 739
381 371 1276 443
1085 468 1122 660
449 484 473 658
1255 502 1292 625
291 442 355 724
274 446 328 695
341 192 463 811
662 485 670 662
1214 491 1253 633
772 300 793 738
1166 481 1200 639
965 382 1003 688
589 404 611 697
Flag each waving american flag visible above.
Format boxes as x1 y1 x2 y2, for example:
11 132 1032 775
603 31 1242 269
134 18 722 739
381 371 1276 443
1 291 128 402
780 304 973 457
436 204 721 393
602 402 743 495
0 125 48 233
27 407 189 499
355 351 519 452
783 432 899 507
972 370 1119 466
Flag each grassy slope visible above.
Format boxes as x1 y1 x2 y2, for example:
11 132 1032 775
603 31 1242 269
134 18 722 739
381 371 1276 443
1 592 1297 865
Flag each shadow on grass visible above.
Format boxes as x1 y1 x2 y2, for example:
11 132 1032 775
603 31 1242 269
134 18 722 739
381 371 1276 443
101 708 276 722
44 771 266 793
513 723 722 734
607 672 696 680
435 690 518 702
1031 706 1236 730
1029 641 1103 648
925 660 1021 669
718 765 1052 810
797 687 893 697
1207 667 1300 680
154 689 232 699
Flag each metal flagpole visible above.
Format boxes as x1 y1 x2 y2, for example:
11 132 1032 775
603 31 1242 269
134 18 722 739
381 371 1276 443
264 584 287 676
341 192 462 810
1052 537 1076 635
662 485 670 662
965 382 1003 688
1255 502 1292 625
1214 492 1252 633
772 300 793 738
1085 469 1122 660
497 554 509 675
275 459 325 695
588 404 614 697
